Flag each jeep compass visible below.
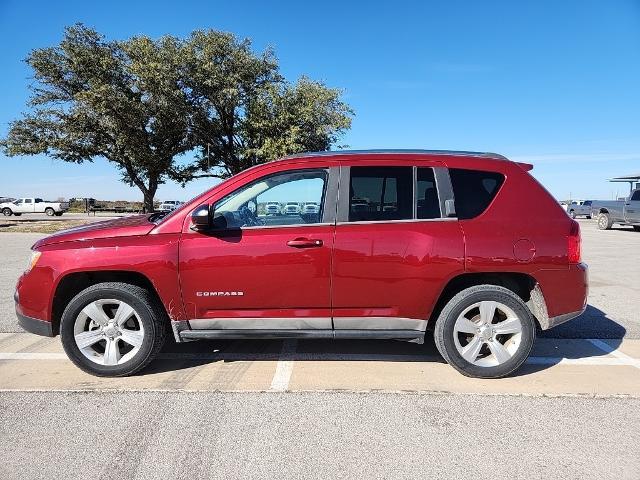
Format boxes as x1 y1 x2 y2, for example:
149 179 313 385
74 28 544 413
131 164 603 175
15 150 588 378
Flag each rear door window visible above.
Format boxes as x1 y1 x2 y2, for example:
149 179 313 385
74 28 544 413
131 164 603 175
349 167 413 221
416 168 441 219
449 168 505 219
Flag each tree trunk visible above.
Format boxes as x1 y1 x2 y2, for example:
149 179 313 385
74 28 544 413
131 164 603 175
142 189 155 213
137 178 157 213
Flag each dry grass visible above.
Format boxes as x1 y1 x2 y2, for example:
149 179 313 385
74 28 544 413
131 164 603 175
0 219 89 233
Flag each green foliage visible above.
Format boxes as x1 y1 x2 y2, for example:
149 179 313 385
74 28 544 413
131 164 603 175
1 24 353 209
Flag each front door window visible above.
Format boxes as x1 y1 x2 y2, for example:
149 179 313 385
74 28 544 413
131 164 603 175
213 170 328 229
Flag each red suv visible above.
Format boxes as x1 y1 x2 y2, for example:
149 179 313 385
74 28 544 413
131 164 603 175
15 150 588 378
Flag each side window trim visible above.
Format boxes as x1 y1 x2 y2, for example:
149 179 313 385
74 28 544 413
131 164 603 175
433 167 455 218
336 165 351 223
321 166 340 225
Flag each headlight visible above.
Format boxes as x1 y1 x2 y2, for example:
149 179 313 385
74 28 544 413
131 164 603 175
27 251 41 272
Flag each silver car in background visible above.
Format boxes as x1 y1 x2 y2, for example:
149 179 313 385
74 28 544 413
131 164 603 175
561 200 592 219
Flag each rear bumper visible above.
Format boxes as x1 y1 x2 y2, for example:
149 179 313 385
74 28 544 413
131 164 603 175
16 310 54 337
533 262 588 330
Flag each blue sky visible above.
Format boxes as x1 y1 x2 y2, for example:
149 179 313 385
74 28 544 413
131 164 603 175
1 0 639 202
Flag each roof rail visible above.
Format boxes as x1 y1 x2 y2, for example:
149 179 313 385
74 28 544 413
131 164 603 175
281 149 508 161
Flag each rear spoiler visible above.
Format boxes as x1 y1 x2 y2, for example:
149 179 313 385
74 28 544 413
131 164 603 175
516 162 534 171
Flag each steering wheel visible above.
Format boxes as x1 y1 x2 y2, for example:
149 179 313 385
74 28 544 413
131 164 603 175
238 203 264 227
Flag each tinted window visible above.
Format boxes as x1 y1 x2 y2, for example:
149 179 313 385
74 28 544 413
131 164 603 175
349 167 412 221
449 168 505 219
213 170 327 229
631 191 640 201
24 199 33 204
416 168 441 219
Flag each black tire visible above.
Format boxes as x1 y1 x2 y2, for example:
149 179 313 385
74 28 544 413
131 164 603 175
60 282 167 377
45 207 55 216
633 226 640 232
2 208 12 216
434 285 536 379
597 212 613 230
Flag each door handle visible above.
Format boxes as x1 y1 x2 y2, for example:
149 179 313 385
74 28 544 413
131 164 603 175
287 238 323 248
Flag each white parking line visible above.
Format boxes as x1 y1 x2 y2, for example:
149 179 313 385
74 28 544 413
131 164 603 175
587 339 640 370
0 348 638 367
0 352 66 360
269 340 298 392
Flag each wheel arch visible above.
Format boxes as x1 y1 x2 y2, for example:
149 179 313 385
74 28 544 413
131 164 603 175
427 272 545 330
51 270 166 335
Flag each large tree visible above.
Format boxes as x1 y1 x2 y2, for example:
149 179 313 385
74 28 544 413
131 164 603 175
1 25 353 211
178 31 353 179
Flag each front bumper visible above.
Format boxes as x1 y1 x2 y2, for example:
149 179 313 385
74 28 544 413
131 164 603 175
16 309 54 337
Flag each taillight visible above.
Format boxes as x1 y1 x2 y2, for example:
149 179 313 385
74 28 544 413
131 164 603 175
568 220 581 263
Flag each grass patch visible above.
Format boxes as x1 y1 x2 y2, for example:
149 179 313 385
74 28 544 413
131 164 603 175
0 220 90 233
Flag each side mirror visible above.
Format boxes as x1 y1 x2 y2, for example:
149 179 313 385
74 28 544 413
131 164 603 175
191 204 211 231
444 199 456 217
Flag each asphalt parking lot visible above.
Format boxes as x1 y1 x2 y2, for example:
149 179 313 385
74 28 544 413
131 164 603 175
1 218 639 479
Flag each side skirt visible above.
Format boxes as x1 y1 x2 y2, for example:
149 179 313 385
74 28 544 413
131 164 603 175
179 329 425 344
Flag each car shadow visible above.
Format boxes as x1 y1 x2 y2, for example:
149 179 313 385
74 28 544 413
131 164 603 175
141 304 626 378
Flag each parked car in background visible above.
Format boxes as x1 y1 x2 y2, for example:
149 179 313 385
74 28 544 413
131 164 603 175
157 200 183 212
591 188 640 230
0 197 16 204
283 202 301 215
561 200 592 219
15 150 587 380
265 202 281 215
1 197 69 216
302 202 320 214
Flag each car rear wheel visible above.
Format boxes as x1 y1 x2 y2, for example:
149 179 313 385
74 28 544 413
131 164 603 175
60 282 167 377
45 208 55 216
597 212 613 230
2 208 12 216
434 285 536 379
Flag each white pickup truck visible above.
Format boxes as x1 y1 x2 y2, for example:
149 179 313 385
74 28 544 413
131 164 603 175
0 198 69 217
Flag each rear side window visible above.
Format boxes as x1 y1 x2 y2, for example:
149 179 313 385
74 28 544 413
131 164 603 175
349 167 412 221
631 191 640 201
449 168 505 219
416 168 441 219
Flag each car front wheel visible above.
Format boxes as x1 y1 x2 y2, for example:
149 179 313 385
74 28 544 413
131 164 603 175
434 285 536 379
2 208 12 216
60 282 166 377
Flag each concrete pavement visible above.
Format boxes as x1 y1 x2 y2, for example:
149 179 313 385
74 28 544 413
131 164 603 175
1 391 638 480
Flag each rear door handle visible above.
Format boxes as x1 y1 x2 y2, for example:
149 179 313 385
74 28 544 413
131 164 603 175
287 238 323 248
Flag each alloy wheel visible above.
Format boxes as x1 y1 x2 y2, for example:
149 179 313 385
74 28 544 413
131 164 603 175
453 300 522 367
73 299 145 366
